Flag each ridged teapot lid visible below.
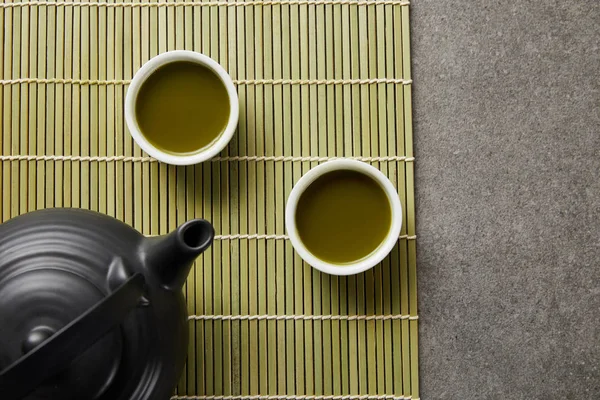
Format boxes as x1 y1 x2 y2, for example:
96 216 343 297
0 268 125 399
0 209 149 399
0 208 214 400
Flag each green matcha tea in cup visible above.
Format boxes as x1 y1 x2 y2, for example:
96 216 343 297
285 160 402 276
125 50 239 165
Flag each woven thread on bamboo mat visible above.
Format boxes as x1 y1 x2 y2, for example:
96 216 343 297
0 155 415 163
0 0 418 398
170 396 419 400
211 234 416 240
0 77 412 85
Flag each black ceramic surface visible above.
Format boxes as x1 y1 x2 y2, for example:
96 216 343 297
0 208 214 400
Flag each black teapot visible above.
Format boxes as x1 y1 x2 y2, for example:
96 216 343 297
0 208 214 400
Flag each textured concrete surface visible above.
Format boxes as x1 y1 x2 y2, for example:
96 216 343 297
411 1 600 399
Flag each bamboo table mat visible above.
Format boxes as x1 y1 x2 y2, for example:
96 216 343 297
0 0 418 399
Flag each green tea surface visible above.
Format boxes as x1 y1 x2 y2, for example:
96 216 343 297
135 61 230 154
295 169 392 264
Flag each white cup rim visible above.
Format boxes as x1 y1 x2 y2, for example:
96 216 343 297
285 159 403 276
125 50 239 166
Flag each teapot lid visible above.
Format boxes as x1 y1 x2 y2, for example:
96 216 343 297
0 209 215 399
0 265 124 399
0 209 149 399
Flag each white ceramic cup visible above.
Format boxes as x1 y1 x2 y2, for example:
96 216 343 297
125 50 239 166
285 159 403 276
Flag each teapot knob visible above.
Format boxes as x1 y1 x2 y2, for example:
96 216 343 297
22 327 55 354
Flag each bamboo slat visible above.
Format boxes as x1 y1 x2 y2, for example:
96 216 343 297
0 1 419 399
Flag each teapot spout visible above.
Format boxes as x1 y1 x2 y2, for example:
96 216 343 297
143 219 214 290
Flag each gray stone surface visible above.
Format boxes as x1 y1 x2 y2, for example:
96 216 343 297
411 1 600 399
